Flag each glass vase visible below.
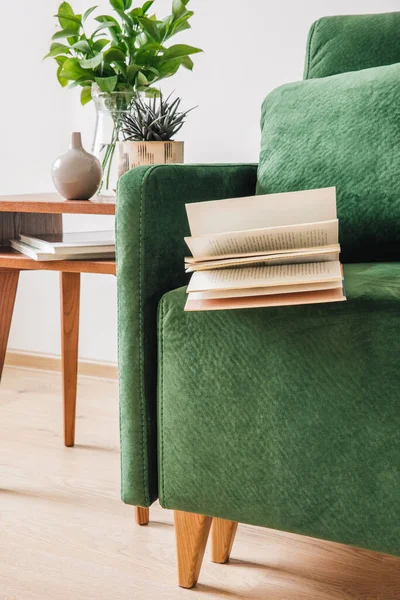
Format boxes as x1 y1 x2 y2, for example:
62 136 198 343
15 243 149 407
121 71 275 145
91 84 135 198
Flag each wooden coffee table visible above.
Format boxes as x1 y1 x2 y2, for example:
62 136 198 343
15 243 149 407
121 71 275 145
0 193 116 448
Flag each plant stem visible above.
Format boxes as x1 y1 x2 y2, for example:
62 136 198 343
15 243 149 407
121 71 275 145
106 143 116 191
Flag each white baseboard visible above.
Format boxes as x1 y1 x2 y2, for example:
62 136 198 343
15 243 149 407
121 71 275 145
5 351 118 380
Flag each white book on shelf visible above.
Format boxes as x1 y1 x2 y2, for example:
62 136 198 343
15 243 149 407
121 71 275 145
19 230 115 255
11 240 115 262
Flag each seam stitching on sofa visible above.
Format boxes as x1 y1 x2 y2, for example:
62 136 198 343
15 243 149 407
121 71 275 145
137 163 170 506
305 19 317 79
160 295 166 506
116 180 124 502
139 168 153 507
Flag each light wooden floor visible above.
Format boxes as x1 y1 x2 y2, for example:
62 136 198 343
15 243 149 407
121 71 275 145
0 366 399 600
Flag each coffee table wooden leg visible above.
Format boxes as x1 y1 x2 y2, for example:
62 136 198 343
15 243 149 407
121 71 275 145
0 270 19 381
60 272 80 447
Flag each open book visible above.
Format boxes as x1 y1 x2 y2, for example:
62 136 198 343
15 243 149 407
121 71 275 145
184 187 346 311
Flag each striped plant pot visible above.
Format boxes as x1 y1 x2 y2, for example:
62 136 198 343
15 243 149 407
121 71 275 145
118 141 184 177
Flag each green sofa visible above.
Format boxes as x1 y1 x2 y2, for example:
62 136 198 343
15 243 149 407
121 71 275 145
117 12 400 589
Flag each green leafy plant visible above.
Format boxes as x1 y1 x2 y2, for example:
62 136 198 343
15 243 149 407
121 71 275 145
46 0 202 106
121 93 195 141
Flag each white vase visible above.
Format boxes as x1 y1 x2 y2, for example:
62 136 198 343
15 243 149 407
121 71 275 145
52 132 102 200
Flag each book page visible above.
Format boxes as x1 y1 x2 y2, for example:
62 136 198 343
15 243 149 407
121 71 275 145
189 280 342 300
185 247 340 272
185 287 346 311
187 261 343 293
186 187 336 236
185 244 340 264
185 220 338 260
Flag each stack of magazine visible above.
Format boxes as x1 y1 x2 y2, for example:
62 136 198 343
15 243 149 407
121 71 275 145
184 187 346 311
11 231 115 261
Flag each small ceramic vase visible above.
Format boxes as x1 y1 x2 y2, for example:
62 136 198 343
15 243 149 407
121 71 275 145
52 132 103 200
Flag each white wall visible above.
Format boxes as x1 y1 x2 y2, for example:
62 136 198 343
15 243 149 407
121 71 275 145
7 0 400 363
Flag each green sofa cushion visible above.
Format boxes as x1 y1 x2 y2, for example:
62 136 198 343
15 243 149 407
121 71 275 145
158 263 400 557
257 63 400 264
305 12 400 79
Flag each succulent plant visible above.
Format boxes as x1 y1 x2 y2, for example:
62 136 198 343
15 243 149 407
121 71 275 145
121 93 195 141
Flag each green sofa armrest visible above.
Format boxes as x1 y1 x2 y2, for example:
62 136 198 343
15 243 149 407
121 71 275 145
116 163 258 506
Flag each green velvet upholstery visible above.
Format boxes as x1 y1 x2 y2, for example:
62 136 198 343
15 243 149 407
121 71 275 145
258 63 400 264
305 12 400 79
117 164 258 506
158 263 400 557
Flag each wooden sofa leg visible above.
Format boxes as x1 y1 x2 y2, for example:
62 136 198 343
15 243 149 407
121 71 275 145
211 518 238 564
134 506 149 526
174 510 212 588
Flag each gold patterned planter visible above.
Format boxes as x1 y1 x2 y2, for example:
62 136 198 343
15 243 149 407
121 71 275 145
118 141 184 177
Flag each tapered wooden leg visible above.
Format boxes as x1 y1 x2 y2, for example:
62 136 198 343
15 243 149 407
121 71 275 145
134 506 149 526
174 511 212 589
211 518 238 564
60 272 80 448
0 270 19 381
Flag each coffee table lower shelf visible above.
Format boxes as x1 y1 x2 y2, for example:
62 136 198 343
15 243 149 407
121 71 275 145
0 247 116 275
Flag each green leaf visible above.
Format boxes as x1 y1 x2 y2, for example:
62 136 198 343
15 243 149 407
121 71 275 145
72 40 92 53
181 56 193 70
54 13 81 25
156 58 182 78
92 21 120 37
110 0 124 9
136 41 163 52
68 77 92 88
81 86 93 105
142 0 154 14
130 7 143 17
127 63 141 83
114 61 127 76
56 3 81 31
138 16 161 41
83 6 98 21
136 71 149 86
145 86 160 97
146 66 159 76
61 57 95 80
172 20 190 35
123 0 133 8
80 53 104 69
93 39 109 52
170 12 193 35
55 55 68 66
52 28 79 40
95 75 118 93
117 9 134 27
162 44 202 60
163 44 203 60
159 15 172 40
172 0 187 19
104 47 126 62
57 65 69 87
44 42 71 59
58 1 74 26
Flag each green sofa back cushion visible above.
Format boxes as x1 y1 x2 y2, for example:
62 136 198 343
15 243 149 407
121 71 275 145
257 63 400 263
305 12 400 79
